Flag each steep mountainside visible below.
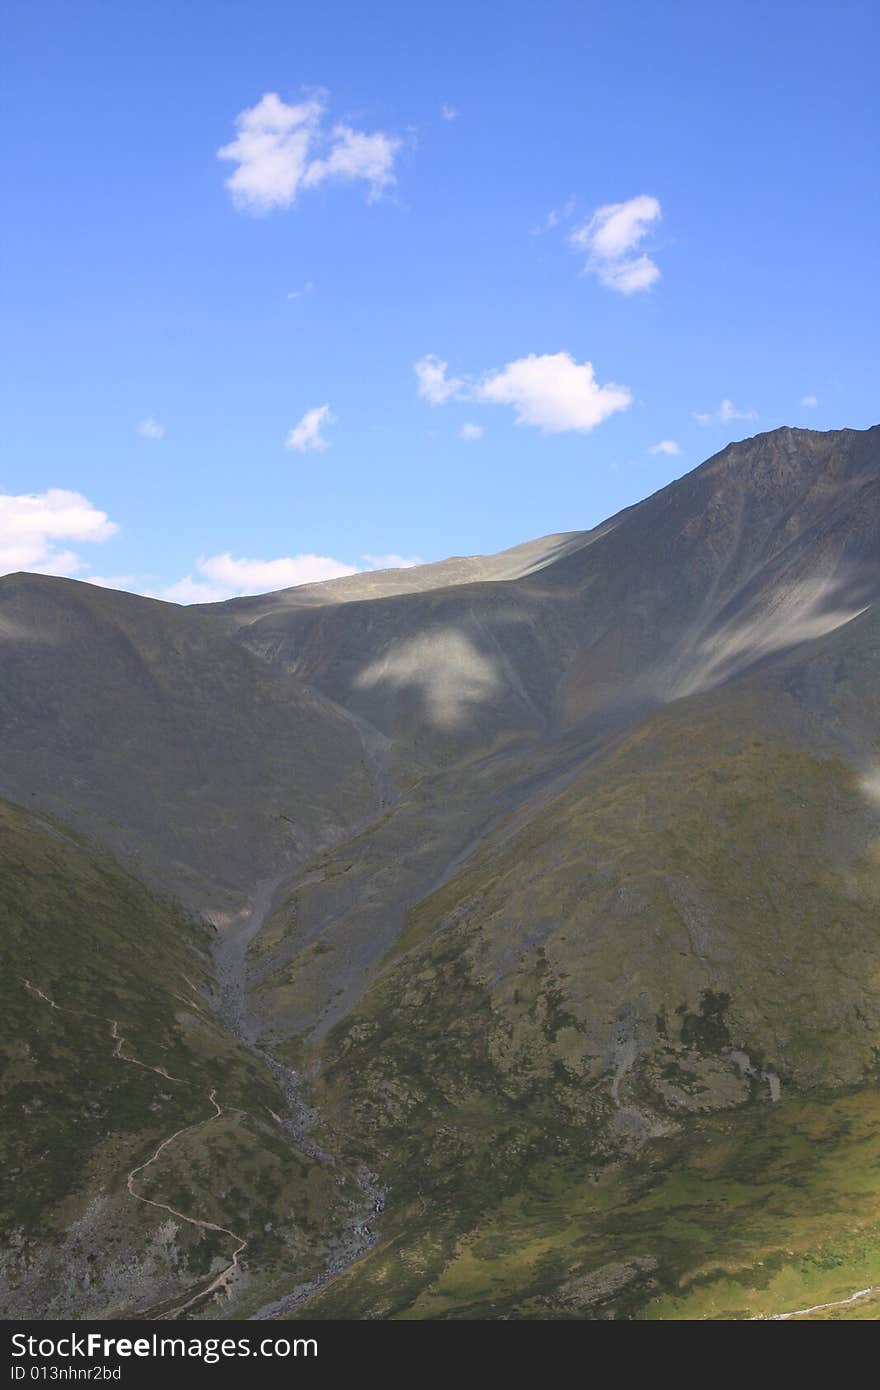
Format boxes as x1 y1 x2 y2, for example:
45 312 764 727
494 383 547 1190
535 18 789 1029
2 424 880 1320
0 575 376 912
232 426 880 1048
222 426 880 762
0 799 358 1319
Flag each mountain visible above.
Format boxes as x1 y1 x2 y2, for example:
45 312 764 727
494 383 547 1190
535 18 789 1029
3 424 880 1320
0 574 377 912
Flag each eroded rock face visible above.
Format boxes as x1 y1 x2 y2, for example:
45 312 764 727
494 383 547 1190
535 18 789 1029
556 1257 659 1312
0 1198 210 1321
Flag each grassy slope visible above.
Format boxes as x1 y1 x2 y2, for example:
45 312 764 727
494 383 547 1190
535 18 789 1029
299 1086 880 1320
291 686 880 1318
0 798 350 1318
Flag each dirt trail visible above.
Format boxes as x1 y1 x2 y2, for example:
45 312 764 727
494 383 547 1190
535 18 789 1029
127 1092 248 1321
21 978 248 1319
110 1019 184 1082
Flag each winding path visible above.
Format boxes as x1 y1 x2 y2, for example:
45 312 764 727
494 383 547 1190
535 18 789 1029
21 978 248 1320
22 877 385 1323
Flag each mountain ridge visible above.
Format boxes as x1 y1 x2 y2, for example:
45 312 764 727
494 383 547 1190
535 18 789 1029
4 422 880 1320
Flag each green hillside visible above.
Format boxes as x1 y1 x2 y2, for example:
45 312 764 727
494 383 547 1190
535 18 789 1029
0 798 352 1319
294 684 880 1317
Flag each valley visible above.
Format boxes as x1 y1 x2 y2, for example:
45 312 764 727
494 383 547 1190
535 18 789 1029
2 425 880 1320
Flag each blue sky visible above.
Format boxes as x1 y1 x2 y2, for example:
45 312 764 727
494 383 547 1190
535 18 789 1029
2 0 877 600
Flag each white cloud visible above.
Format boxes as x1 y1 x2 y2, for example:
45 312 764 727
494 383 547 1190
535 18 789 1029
153 552 358 604
287 280 314 300
649 439 681 456
361 553 422 570
285 404 334 452
137 417 165 440
415 350 630 434
302 124 399 200
415 354 464 405
570 194 662 293
219 92 320 211
202 552 354 591
801 394 818 407
0 488 118 578
441 104 458 121
692 398 758 426
150 574 230 605
579 196 660 259
474 352 631 433
218 92 400 213
148 550 423 604
595 254 660 294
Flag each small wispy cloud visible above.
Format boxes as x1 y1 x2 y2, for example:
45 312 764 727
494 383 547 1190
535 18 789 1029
415 355 464 405
801 394 818 407
137 417 165 440
692 399 758 426
460 422 484 441
285 404 334 452
533 196 576 236
569 194 662 293
218 91 401 214
649 439 681 456
287 281 314 301
441 104 458 121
